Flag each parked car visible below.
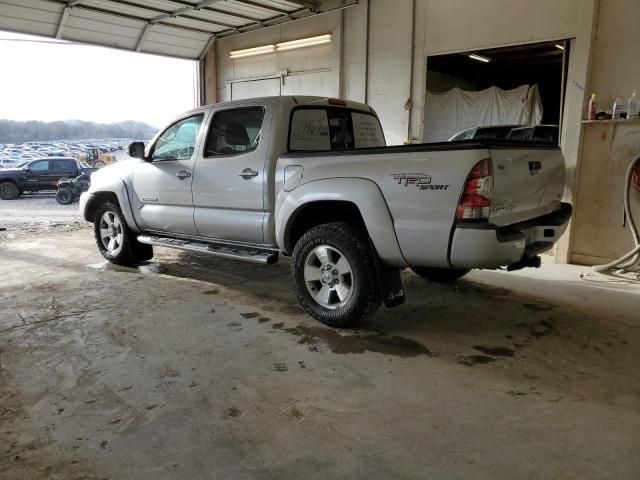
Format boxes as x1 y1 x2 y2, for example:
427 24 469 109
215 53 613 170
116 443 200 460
449 125 524 141
0 158 22 169
0 157 96 200
80 96 571 327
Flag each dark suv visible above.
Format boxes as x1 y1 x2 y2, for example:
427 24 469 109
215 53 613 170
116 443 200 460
0 157 96 200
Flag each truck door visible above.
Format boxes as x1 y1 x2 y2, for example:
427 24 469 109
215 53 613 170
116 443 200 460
23 159 53 190
50 159 77 183
131 113 205 235
191 106 268 244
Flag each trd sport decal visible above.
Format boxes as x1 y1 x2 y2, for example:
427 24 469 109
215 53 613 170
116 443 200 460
392 173 450 191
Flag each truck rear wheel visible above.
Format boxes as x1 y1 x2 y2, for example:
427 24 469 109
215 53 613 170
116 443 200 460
412 267 470 283
0 182 19 200
93 200 153 265
291 222 381 328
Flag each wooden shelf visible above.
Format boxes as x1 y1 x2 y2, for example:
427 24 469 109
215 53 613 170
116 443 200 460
582 118 640 125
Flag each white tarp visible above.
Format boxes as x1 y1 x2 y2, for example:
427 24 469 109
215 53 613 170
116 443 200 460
423 84 543 142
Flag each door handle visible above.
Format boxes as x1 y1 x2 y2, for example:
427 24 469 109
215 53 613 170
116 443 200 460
239 168 259 179
176 170 192 179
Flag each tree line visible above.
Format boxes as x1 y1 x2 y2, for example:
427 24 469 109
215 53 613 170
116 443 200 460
0 119 157 143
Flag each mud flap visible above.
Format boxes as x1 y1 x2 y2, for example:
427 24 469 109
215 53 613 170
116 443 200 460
370 240 405 308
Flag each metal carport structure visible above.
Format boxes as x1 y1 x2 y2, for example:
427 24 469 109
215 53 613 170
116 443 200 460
0 0 347 60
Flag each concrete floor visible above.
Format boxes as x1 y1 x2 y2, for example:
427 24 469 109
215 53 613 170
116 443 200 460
1 199 640 479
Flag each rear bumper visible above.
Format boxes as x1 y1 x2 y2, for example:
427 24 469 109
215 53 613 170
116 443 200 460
449 203 572 269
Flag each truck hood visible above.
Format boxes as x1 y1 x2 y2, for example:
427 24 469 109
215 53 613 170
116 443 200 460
89 159 143 191
0 167 24 175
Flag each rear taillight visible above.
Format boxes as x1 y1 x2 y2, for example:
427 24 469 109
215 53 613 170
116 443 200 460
456 158 493 220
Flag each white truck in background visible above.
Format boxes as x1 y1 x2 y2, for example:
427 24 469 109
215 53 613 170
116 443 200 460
80 96 571 327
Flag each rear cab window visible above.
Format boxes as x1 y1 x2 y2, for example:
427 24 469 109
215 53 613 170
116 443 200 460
288 106 385 152
52 159 75 171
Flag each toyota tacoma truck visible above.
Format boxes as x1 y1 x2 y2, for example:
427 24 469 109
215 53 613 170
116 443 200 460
80 96 571 327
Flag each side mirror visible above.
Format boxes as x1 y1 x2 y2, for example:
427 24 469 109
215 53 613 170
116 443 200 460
128 142 147 160
23 166 31 172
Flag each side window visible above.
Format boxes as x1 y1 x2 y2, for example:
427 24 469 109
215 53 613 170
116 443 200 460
52 159 74 171
152 114 204 161
30 160 49 171
204 107 265 157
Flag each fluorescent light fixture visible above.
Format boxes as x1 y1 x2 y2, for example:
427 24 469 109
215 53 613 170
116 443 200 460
229 44 275 59
276 34 332 51
229 34 332 59
468 53 491 63
555 43 565 50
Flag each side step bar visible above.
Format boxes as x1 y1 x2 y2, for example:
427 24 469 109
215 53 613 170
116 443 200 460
137 235 279 265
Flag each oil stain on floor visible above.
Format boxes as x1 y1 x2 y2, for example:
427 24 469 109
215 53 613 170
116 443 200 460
270 321 434 358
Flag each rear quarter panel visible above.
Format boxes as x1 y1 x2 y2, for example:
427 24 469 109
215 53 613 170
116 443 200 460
277 146 491 268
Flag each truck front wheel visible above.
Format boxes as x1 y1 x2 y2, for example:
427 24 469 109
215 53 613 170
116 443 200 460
291 222 381 328
0 182 20 200
93 200 153 265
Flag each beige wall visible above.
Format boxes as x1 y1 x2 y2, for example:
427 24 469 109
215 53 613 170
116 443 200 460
589 0 640 111
567 0 640 264
422 0 587 55
212 12 342 104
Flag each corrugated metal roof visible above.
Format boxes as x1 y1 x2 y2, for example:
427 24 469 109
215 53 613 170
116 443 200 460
0 0 348 60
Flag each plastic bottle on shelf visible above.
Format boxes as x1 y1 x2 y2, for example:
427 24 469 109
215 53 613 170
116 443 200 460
612 97 624 120
627 90 640 119
587 93 597 120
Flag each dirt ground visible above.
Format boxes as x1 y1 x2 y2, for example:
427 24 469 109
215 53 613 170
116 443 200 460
1 196 639 479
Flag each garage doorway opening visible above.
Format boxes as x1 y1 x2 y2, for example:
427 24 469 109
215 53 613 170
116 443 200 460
424 40 570 144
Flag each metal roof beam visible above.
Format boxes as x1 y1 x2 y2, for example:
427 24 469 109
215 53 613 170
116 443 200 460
55 6 71 39
148 0 225 24
234 0 293 16
101 0 238 29
214 1 358 39
288 0 320 12
199 35 215 60
135 23 152 51
55 0 87 39
44 0 219 36
166 0 267 25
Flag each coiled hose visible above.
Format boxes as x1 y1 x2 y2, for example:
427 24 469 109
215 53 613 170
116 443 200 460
593 156 640 272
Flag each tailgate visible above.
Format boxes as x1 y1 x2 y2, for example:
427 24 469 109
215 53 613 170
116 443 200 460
488 145 565 226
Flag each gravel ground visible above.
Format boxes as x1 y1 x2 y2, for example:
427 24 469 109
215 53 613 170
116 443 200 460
0 194 89 242
0 150 135 240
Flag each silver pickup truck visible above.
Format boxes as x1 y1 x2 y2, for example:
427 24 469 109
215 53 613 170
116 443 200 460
80 96 571 327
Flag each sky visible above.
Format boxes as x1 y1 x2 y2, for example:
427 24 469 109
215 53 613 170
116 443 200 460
0 31 196 128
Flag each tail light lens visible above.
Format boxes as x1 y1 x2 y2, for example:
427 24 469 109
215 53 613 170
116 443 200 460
456 158 493 220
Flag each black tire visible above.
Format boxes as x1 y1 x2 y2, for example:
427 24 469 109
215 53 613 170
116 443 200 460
56 188 75 205
93 200 153 265
291 222 381 328
412 267 470 283
0 182 20 200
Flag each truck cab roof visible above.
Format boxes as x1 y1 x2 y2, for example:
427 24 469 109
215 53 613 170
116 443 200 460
198 96 373 114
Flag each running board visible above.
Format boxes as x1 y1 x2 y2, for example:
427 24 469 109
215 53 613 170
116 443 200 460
137 235 278 265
